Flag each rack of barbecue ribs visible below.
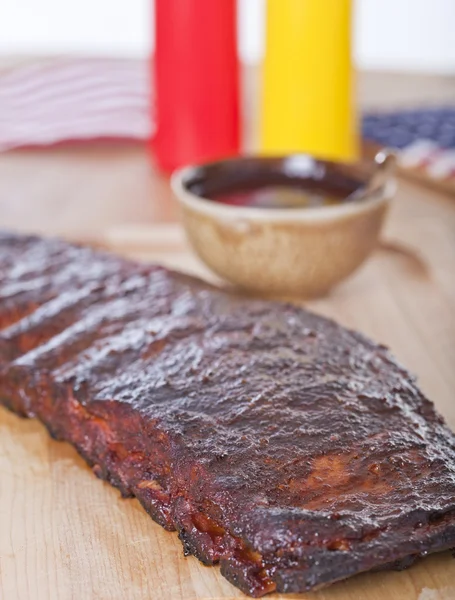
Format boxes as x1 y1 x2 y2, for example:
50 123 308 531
1 231 454 597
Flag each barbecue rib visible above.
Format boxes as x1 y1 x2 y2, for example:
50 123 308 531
1 231 454 596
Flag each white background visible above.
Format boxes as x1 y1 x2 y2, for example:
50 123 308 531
1 0 455 73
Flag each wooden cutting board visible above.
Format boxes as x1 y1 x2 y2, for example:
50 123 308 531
1 180 455 600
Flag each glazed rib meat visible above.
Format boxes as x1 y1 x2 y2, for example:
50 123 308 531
1 231 454 596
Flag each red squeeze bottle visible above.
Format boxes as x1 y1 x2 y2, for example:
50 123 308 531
153 0 240 172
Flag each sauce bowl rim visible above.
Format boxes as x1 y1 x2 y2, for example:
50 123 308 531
171 153 396 224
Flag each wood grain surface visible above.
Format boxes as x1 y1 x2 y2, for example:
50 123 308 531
1 181 455 600
1 67 455 599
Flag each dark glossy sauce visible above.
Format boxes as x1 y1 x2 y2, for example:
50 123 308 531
209 184 346 209
188 167 362 210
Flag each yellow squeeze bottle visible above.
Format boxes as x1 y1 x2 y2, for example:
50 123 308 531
261 0 358 162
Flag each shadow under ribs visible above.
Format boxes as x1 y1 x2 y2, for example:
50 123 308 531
1 231 455 596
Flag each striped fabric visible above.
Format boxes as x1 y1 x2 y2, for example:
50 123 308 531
1 58 454 189
363 108 455 184
0 58 152 151
399 140 455 180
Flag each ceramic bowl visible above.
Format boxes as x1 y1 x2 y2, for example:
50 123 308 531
171 151 396 297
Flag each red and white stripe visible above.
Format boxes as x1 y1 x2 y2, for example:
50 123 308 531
0 58 153 151
400 139 455 181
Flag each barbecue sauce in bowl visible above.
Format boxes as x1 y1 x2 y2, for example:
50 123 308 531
172 152 395 297
185 155 364 209
208 184 346 209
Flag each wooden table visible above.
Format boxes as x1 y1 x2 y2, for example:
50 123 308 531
1 68 455 600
